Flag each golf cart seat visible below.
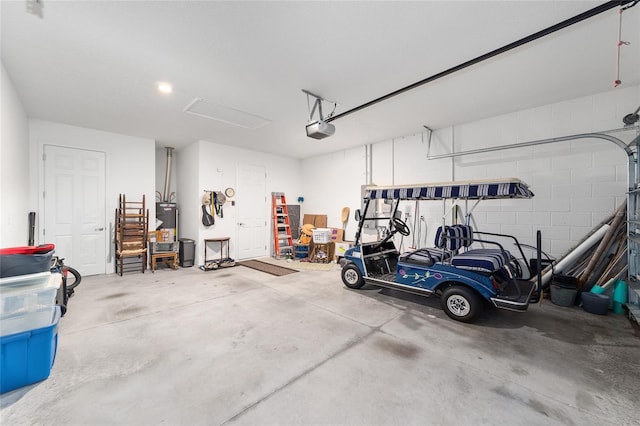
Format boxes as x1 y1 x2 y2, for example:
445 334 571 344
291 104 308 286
399 247 450 267
398 226 455 266
444 224 512 273
450 250 508 273
439 224 511 260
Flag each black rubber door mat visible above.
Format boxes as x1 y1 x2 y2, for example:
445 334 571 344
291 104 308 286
238 260 298 276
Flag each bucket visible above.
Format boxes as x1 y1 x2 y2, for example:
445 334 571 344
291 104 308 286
612 280 628 315
550 284 577 307
551 274 578 289
591 283 616 309
581 292 610 315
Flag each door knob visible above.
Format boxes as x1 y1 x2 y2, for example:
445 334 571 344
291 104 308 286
239 222 245 226
95 227 105 231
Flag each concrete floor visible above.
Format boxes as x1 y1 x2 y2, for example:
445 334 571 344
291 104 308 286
1 260 639 425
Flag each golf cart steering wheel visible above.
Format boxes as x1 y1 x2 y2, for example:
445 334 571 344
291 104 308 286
392 217 410 236
372 217 411 250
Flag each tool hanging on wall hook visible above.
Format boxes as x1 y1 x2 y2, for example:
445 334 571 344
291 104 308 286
613 2 638 87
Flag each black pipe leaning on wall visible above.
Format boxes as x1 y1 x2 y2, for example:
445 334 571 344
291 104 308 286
28 212 36 246
326 1 635 124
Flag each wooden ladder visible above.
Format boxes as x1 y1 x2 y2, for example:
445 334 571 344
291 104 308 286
271 192 294 258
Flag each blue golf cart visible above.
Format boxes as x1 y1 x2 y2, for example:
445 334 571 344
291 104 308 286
340 179 542 322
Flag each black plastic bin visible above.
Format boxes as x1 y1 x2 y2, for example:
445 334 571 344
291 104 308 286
179 239 195 267
581 292 610 315
551 274 578 289
0 244 55 278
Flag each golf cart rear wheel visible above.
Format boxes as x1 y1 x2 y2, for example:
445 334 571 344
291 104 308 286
342 264 364 289
441 285 482 322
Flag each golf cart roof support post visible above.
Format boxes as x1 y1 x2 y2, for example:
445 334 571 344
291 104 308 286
441 199 447 230
389 200 400 244
415 213 421 248
464 200 470 224
437 198 480 238
466 199 483 224
355 197 373 245
441 200 461 225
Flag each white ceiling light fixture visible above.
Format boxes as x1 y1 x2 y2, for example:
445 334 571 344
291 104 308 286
302 89 337 140
157 82 173 94
183 98 272 130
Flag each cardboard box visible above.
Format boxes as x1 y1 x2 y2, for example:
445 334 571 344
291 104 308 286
329 228 343 242
334 242 353 260
303 214 327 228
159 229 172 242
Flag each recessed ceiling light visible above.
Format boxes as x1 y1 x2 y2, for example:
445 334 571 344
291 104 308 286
157 82 173 94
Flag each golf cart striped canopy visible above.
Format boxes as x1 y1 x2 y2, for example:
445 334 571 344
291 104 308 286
364 178 534 201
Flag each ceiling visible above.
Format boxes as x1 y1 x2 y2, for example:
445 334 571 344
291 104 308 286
2 1 639 159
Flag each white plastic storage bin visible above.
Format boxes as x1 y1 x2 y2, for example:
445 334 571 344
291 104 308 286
0 271 51 291
1 273 61 337
312 228 331 244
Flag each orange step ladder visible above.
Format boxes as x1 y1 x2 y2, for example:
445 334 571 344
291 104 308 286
271 192 294 258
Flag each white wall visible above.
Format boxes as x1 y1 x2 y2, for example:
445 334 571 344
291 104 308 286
185 140 302 265
175 141 200 246
302 85 640 259
299 147 366 241
0 63 30 247
29 120 156 272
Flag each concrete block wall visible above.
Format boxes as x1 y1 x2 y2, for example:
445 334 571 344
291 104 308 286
422 85 638 257
302 84 639 259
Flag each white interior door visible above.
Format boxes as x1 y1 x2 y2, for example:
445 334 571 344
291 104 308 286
44 145 106 276
237 164 267 259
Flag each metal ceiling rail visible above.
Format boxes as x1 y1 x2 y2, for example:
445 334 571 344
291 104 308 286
327 1 635 124
426 129 637 160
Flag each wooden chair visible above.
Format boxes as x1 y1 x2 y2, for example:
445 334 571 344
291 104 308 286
115 194 148 276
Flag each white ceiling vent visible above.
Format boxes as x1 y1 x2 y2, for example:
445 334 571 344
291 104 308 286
183 98 271 130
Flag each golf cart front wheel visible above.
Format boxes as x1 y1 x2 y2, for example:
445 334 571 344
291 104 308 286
441 285 482 322
342 264 364 289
